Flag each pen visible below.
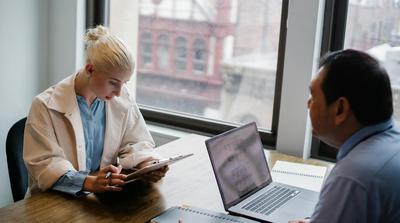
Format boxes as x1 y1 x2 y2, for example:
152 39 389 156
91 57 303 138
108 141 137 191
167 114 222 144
105 171 112 179
105 157 120 179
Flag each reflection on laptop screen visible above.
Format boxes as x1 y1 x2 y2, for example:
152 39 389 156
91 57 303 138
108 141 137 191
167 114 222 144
207 123 271 206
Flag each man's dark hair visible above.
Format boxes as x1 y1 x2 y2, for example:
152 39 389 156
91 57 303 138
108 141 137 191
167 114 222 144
319 49 393 126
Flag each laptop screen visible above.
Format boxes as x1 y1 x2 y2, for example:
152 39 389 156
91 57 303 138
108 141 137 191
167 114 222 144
206 122 272 208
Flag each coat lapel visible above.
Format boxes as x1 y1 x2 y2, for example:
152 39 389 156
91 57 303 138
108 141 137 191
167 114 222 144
47 74 87 170
101 98 127 166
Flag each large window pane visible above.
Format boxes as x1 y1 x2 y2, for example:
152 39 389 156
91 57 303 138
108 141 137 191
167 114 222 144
314 0 400 161
344 0 400 121
113 0 283 131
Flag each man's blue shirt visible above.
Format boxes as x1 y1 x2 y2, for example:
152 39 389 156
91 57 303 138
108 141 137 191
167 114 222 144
311 118 400 222
52 96 106 196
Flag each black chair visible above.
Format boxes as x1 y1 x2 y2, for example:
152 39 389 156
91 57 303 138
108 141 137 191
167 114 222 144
6 117 28 202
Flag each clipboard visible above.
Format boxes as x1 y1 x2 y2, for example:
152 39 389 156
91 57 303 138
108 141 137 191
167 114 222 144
125 153 194 183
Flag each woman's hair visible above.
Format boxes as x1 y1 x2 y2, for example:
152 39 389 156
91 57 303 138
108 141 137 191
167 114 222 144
85 25 134 73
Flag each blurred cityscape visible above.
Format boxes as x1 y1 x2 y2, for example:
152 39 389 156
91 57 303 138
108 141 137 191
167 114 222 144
346 0 400 120
135 0 400 129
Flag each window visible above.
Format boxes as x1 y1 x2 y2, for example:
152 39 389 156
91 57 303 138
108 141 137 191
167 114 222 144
192 39 206 74
313 0 400 161
175 37 187 71
140 32 153 68
108 0 286 146
157 34 170 70
344 0 400 120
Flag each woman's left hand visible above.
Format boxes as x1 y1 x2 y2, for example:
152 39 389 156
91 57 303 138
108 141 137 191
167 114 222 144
136 157 169 183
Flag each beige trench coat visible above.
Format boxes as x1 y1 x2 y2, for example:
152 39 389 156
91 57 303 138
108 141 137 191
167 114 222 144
23 74 160 195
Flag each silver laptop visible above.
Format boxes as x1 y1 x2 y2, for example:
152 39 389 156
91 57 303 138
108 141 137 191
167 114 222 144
205 122 319 223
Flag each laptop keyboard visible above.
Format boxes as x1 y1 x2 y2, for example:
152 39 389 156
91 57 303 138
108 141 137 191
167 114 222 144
242 185 300 216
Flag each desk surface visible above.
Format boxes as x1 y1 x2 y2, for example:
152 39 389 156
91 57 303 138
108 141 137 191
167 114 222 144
0 134 333 222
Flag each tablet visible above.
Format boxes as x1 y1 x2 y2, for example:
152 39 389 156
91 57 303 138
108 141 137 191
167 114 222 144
125 153 194 183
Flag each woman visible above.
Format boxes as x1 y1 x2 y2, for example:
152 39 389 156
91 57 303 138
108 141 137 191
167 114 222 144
23 25 167 197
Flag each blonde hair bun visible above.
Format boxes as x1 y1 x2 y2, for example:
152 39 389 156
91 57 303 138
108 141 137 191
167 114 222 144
84 25 134 73
85 25 110 42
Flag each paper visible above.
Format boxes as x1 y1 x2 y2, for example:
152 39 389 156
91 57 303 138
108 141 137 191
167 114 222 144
271 160 327 192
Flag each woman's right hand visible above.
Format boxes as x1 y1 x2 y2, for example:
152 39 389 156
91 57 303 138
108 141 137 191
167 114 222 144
83 164 127 193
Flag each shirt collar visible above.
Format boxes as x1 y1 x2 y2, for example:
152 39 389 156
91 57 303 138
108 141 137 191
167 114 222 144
76 95 101 107
337 118 394 161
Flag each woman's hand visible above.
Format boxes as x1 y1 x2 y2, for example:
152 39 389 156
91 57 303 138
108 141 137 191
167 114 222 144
142 166 169 182
83 164 127 193
136 157 169 183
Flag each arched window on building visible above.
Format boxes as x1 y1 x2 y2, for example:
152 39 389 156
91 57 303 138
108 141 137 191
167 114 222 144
157 34 170 70
175 37 187 71
140 32 152 68
193 39 206 74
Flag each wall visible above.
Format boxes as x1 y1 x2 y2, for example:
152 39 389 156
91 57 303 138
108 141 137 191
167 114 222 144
276 0 325 158
0 0 49 207
0 0 84 208
48 0 85 85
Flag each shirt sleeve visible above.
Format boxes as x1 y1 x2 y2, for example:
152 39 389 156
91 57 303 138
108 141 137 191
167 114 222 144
52 170 90 197
311 177 367 223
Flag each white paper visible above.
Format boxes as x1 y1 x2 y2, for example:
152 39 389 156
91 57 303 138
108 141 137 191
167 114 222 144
271 160 327 192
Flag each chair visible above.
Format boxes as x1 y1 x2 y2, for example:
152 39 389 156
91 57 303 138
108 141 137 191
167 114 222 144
6 117 28 202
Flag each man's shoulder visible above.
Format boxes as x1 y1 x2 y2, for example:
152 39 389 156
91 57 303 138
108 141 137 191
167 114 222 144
332 137 400 188
327 158 369 187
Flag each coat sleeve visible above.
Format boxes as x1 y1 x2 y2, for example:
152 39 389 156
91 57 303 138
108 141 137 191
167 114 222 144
118 101 162 169
23 98 76 191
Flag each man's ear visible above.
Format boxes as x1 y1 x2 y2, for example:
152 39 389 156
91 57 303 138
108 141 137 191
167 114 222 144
85 64 94 76
334 97 351 125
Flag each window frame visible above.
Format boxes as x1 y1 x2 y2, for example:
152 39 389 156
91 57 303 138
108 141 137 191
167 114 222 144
86 0 110 28
311 0 349 162
89 0 289 148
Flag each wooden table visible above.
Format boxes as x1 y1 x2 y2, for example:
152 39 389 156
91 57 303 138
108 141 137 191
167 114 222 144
0 134 333 222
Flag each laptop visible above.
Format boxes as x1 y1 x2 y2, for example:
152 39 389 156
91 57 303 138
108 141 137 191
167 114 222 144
205 122 319 223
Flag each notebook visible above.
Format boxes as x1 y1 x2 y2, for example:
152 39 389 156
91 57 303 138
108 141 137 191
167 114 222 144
205 122 319 223
151 206 259 223
271 160 327 192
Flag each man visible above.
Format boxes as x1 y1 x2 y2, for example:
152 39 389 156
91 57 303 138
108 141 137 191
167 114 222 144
291 49 400 222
